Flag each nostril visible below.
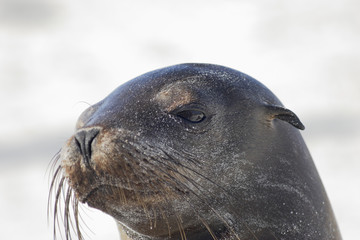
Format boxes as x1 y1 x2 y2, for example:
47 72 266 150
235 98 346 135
74 128 100 167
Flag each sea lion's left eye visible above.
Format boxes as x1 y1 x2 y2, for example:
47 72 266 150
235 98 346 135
177 110 206 123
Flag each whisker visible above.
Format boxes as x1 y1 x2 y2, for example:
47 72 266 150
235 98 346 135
162 150 234 198
175 213 186 240
48 165 62 223
245 224 258 240
144 161 241 240
46 150 61 180
76 203 95 239
152 172 218 240
150 152 243 240
73 198 83 240
64 186 72 239
53 177 65 239
159 207 171 238
198 217 218 240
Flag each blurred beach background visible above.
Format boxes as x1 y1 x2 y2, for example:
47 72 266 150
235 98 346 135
0 0 359 239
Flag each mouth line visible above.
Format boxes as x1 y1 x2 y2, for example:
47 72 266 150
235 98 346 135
81 187 99 203
80 183 129 203
80 183 164 204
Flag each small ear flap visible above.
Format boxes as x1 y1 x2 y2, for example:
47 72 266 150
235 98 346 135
265 105 305 130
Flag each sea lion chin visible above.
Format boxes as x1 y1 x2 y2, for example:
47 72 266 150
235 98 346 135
50 63 341 240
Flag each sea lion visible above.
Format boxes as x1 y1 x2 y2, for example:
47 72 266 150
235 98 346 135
50 63 341 240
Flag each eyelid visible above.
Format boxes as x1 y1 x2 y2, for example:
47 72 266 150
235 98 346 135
169 103 209 124
176 109 206 123
170 103 207 114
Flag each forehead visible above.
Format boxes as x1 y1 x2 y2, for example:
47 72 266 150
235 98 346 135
152 75 229 112
153 77 203 112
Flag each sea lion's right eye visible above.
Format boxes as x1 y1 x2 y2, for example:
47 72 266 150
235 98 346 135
176 110 206 123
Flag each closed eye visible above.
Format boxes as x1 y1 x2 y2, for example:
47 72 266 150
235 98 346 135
176 109 206 123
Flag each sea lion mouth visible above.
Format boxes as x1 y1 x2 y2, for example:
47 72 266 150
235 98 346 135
81 183 169 205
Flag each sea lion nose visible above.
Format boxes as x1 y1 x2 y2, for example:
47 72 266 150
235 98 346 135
74 128 100 167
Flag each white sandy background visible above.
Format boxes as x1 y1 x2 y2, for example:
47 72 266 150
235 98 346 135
0 0 359 239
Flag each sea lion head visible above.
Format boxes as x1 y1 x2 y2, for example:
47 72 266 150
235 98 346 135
50 63 339 240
